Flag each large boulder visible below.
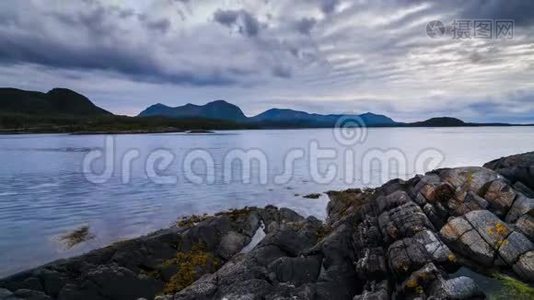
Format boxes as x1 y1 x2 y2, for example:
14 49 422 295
428 276 484 299
484 151 534 192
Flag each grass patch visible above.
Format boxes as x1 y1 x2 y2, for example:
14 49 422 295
59 225 95 248
490 273 534 299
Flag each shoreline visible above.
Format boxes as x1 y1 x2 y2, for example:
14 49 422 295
1 152 533 299
1 124 534 135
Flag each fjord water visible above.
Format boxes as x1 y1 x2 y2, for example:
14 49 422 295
1 127 534 276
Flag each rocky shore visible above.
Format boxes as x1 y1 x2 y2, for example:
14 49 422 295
1 152 534 299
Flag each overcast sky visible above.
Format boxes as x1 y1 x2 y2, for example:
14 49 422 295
0 0 533 122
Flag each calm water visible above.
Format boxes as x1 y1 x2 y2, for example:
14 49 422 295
1 127 534 276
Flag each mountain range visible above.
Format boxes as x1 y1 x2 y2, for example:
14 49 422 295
139 100 248 122
138 100 397 127
0 87 524 132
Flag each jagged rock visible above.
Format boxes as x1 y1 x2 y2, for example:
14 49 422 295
378 201 434 243
412 230 454 267
264 283 316 300
268 255 322 285
410 174 441 196
57 282 105 300
513 181 534 198
352 280 389 300
498 231 533 266
376 191 411 214
326 189 357 224
355 247 387 279
218 278 273 299
12 289 51 300
352 216 382 249
438 167 500 196
428 276 483 299
83 264 162 300
440 216 495 266
0 288 13 299
260 222 318 257
481 179 517 217
445 191 489 217
421 182 456 204
316 223 358 291
34 269 65 297
513 251 534 282
463 210 511 249
422 203 448 229
174 273 217 300
440 211 534 281
387 238 433 278
484 151 534 191
217 231 248 259
516 213 534 240
506 194 534 223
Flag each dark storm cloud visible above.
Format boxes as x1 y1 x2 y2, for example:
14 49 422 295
272 65 292 78
137 14 172 33
0 0 260 86
213 9 261 37
214 10 240 26
240 11 261 37
0 29 237 86
436 0 534 26
145 18 171 33
295 18 317 35
50 2 135 37
318 0 339 14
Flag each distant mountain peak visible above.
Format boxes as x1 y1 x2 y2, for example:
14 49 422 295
209 99 230 104
0 87 111 116
47 87 72 93
155 103 171 108
409 117 466 127
138 99 247 122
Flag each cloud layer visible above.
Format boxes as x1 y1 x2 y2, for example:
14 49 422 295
0 0 533 122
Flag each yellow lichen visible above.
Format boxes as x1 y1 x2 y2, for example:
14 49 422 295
488 222 510 238
495 223 509 235
161 244 220 294
495 239 509 249
465 171 474 187
406 278 418 288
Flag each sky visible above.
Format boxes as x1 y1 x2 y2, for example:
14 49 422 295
0 0 533 123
